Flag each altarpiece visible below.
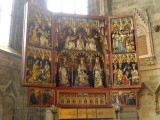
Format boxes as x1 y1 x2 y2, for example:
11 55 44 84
22 2 141 110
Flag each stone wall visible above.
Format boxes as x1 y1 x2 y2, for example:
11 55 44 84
1 0 160 120
0 50 45 120
106 0 160 120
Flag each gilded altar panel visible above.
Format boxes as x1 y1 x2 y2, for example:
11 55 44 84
58 108 77 119
27 5 52 48
56 15 108 88
23 2 142 111
23 4 54 87
25 46 53 87
87 108 97 118
78 108 87 118
109 15 141 89
96 108 116 118
57 90 109 107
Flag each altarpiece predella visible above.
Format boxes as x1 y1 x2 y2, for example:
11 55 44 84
23 3 141 108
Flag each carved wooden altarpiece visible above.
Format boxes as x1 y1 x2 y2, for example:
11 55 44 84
22 2 142 110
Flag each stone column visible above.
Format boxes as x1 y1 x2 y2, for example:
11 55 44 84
9 0 26 54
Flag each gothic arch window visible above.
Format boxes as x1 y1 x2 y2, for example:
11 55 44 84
0 0 13 46
134 8 155 65
47 0 88 15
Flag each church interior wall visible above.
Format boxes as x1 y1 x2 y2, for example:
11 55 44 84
0 0 160 120
106 0 160 119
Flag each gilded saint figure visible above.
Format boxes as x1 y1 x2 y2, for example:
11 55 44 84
131 64 139 85
65 34 76 49
59 58 70 86
93 57 104 88
85 37 97 51
76 34 85 50
75 58 89 86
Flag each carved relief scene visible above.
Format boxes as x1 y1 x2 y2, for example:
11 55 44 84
112 53 140 87
57 51 106 88
57 90 109 107
25 46 52 86
28 6 52 48
56 16 105 51
56 16 108 88
110 16 136 53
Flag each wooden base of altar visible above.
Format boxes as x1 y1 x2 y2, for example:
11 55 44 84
58 108 116 120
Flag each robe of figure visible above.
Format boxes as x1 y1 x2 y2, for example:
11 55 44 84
131 67 139 84
86 38 97 51
122 73 130 86
76 34 85 50
65 35 76 49
28 60 39 82
59 57 70 86
113 65 118 85
118 32 126 52
59 63 70 86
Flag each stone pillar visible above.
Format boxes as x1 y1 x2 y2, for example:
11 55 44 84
88 0 110 16
9 0 26 54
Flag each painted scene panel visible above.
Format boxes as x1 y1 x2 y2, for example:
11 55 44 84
25 46 52 86
112 53 140 87
111 89 137 107
110 16 136 53
28 6 52 48
29 88 55 107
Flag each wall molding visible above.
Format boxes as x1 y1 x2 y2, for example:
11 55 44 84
134 8 156 66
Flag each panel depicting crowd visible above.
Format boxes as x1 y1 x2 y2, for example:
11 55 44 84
57 16 106 51
111 90 137 106
111 17 136 53
112 53 139 86
26 46 52 85
28 6 52 48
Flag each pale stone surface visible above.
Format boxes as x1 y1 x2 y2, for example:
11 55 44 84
45 109 53 120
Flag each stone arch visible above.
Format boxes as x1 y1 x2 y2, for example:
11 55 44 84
0 81 19 120
134 8 155 65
